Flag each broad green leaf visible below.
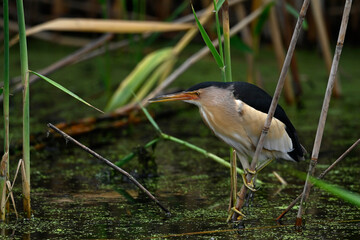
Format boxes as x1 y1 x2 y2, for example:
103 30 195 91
132 58 176 103
30 70 104 113
191 5 224 69
106 48 173 112
285 3 308 30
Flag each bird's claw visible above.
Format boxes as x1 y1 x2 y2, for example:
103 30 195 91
245 168 257 175
241 172 258 192
231 207 246 217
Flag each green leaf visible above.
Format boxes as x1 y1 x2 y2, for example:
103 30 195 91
30 70 104 113
215 0 226 12
285 3 308 30
0 88 3 96
292 170 360 208
254 2 274 37
308 176 360 207
106 48 173 112
191 5 224 69
140 103 162 134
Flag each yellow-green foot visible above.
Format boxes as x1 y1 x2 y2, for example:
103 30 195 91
241 172 258 192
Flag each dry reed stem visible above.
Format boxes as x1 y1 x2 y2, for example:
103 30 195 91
47 123 170 215
268 5 295 105
9 18 193 46
311 0 342 98
296 0 352 226
277 138 359 221
20 159 31 218
5 181 17 219
231 0 311 221
273 171 288 186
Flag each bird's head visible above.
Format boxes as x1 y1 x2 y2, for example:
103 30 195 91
148 90 200 105
149 82 230 106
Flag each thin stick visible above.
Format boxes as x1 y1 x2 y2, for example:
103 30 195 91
47 123 170 215
250 0 310 175
296 0 352 226
276 138 360 221
232 0 311 221
273 171 288 186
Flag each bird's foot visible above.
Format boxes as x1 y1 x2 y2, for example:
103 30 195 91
245 168 257 175
227 207 246 222
241 172 258 192
231 207 246 218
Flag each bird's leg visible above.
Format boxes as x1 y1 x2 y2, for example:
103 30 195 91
255 158 274 173
242 158 275 192
228 149 238 211
241 170 257 192
236 154 258 192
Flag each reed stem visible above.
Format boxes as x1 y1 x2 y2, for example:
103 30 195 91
222 0 232 83
214 0 225 81
161 133 244 175
232 0 311 221
296 0 352 226
16 0 31 218
1 0 10 221
276 138 360 221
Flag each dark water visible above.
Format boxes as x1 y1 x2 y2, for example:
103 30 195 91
0 41 359 239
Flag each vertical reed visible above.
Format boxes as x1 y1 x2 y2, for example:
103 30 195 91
1 0 10 221
232 0 311 221
296 0 353 227
16 0 32 218
222 0 232 83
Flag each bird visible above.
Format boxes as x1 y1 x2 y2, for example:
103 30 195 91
149 81 306 191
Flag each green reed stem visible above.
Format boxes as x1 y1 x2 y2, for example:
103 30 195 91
1 0 10 221
222 0 232 82
16 0 31 218
213 0 225 81
161 133 244 175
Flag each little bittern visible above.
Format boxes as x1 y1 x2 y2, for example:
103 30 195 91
149 81 306 190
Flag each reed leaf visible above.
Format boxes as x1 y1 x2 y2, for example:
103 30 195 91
106 48 173 112
132 59 176 104
215 0 226 12
10 18 192 46
304 174 360 207
191 5 224 69
30 71 104 113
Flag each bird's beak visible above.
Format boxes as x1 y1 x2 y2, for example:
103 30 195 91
148 91 199 103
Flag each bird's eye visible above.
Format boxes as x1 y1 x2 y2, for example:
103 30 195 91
195 91 200 96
